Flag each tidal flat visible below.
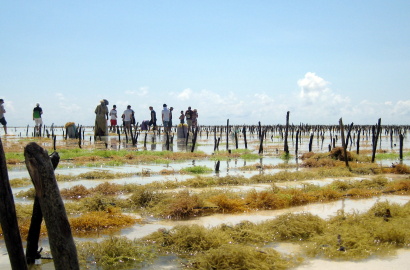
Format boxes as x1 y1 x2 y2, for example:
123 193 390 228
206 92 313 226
1 124 409 269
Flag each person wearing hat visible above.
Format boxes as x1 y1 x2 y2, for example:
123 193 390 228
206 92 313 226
94 99 109 136
109 105 118 132
33 102 43 134
0 99 7 135
161 104 170 132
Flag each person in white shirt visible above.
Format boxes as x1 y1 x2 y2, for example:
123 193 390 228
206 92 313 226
122 105 134 134
109 105 117 132
161 104 170 132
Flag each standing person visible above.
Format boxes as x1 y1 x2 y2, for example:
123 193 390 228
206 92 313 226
94 99 109 136
0 99 7 135
161 104 170 132
109 105 117 132
179 110 185 124
33 103 43 134
122 105 134 134
168 106 174 132
149 106 157 130
185 106 193 132
192 109 198 129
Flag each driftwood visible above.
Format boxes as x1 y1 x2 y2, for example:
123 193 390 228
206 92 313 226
24 142 79 270
0 138 27 270
26 151 60 265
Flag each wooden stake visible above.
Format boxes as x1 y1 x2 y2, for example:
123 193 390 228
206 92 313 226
0 139 28 270
24 143 79 270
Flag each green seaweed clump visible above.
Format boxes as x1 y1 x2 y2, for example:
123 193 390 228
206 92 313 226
261 212 326 241
145 224 231 255
305 201 410 260
181 165 213 174
190 244 302 270
77 236 156 269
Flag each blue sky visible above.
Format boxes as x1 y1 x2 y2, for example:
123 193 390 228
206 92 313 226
1 1 409 128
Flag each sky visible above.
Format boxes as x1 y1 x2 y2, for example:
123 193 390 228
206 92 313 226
1 0 409 127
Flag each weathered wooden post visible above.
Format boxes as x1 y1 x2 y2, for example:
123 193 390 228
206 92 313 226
78 126 82 149
308 133 314 152
339 118 349 168
130 125 135 146
356 129 361 154
191 127 199 152
24 143 79 270
345 122 354 148
399 134 404 161
284 111 290 154
258 129 264 154
371 118 382 163
242 126 247 149
216 137 221 150
26 152 60 265
390 128 394 149
226 119 229 150
0 139 28 270
295 129 299 158
234 129 238 149
185 129 189 146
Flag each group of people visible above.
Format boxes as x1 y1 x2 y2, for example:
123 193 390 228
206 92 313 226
181 106 198 131
0 98 198 137
95 100 199 136
0 99 42 136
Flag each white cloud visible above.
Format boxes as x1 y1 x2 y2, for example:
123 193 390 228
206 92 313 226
177 88 192 101
55 93 65 101
297 72 330 102
393 100 410 115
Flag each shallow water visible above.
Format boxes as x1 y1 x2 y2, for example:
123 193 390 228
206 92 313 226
1 127 409 269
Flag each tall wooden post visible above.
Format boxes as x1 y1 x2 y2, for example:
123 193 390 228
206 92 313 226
26 152 60 265
0 139 28 270
339 118 349 167
399 134 404 161
356 129 361 154
242 126 247 149
226 119 229 150
295 129 299 158
371 118 382 163
308 133 314 152
284 111 289 154
24 143 79 270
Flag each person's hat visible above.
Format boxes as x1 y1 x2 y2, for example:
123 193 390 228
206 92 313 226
36 103 40 106
127 105 131 108
113 105 116 108
163 104 167 107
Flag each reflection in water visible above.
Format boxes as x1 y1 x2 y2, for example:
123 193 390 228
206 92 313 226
176 139 189 152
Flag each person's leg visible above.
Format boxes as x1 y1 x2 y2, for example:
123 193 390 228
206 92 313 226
187 120 192 132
